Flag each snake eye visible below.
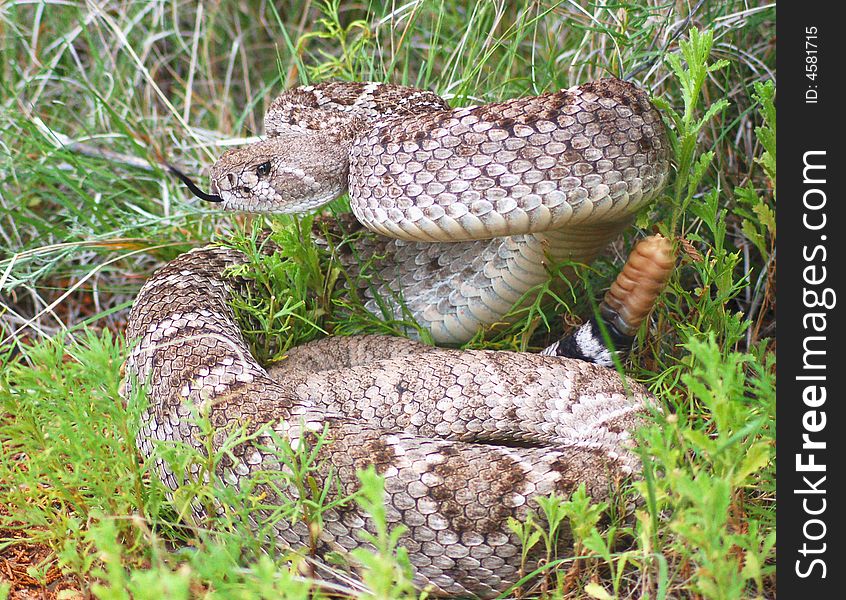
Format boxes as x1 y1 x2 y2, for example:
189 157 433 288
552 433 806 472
256 161 271 177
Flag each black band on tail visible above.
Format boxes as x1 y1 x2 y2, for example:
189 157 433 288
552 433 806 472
542 317 635 367
166 163 223 203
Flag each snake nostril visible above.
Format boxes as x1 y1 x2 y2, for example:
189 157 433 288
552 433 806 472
226 173 236 186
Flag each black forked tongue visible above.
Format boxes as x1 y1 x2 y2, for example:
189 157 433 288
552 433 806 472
166 163 224 203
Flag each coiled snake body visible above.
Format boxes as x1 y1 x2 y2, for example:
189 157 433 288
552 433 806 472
127 79 670 596
206 78 669 343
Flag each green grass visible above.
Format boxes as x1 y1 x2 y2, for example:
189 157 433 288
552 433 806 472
1 1 775 598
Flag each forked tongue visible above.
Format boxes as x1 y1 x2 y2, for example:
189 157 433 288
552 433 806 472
166 163 223 203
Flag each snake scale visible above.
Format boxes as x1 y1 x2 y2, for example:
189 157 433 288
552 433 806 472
127 79 671 596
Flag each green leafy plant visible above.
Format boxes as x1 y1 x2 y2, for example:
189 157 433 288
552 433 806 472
636 335 775 600
652 27 730 234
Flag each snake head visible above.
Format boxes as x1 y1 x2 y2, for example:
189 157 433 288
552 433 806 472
205 137 349 213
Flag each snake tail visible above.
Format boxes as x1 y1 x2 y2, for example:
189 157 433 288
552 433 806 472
542 234 674 366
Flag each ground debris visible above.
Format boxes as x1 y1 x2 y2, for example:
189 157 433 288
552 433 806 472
1 500 84 599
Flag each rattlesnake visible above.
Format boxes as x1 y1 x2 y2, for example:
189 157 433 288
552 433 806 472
127 79 671 596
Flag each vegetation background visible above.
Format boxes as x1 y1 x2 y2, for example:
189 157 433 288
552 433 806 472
0 0 775 598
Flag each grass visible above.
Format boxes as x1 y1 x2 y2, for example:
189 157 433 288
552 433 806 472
1 1 775 598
